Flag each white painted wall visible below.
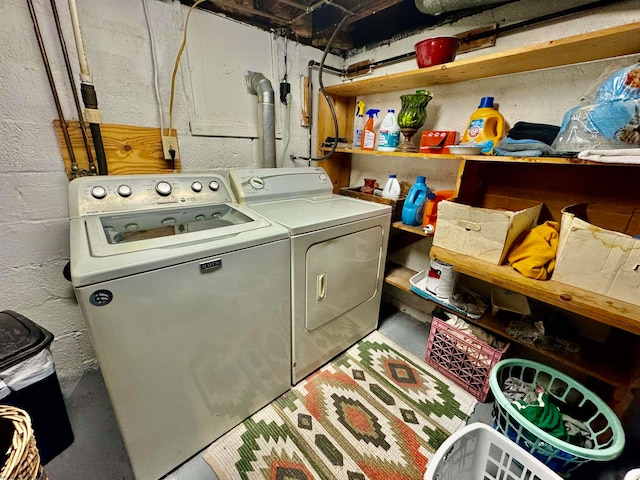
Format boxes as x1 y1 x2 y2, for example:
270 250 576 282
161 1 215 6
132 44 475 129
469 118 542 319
0 0 336 381
0 0 637 381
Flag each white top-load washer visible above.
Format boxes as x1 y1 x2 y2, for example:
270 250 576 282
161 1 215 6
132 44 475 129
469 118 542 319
68 174 291 480
230 167 391 383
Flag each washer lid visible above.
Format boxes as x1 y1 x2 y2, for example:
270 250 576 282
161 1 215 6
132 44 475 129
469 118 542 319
84 203 278 257
248 195 391 235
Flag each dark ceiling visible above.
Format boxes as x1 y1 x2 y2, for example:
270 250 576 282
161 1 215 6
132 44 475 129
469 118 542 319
180 0 514 55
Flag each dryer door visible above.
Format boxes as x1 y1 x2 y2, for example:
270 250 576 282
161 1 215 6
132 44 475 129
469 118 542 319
305 226 383 331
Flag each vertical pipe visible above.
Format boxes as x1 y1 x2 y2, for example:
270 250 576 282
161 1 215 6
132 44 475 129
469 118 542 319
246 72 276 168
67 0 108 175
26 0 80 176
49 0 96 174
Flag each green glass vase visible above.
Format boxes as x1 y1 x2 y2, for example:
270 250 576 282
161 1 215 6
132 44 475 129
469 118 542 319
397 90 432 152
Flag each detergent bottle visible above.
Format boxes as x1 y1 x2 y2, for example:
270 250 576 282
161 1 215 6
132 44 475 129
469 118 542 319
361 109 380 151
401 176 430 226
352 100 365 147
381 174 401 199
422 189 455 235
460 96 506 154
377 109 401 152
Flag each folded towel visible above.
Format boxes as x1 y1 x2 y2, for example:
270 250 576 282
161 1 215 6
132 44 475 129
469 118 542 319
494 138 562 157
494 148 544 157
507 221 560 280
578 148 640 164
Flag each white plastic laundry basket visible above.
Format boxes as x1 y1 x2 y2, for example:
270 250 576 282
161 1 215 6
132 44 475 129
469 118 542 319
424 423 563 480
624 469 640 480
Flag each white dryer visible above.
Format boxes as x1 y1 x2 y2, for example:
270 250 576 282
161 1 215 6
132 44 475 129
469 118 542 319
230 167 391 383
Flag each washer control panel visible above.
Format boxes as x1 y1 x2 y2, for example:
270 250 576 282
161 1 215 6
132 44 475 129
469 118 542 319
69 174 235 217
230 167 333 204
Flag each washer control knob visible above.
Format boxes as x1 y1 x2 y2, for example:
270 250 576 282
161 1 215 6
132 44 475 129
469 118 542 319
161 217 177 226
249 177 265 189
91 186 107 199
117 184 132 197
155 181 172 196
319 174 327 182
191 181 203 192
209 180 220 191
195 214 206 221
125 223 139 231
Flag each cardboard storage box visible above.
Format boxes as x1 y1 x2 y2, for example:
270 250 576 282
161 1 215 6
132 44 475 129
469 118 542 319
432 195 542 265
553 203 640 306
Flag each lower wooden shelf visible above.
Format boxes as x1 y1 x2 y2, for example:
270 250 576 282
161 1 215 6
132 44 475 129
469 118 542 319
430 246 640 336
383 261 630 390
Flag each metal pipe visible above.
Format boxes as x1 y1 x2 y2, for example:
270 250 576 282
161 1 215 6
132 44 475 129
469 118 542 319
49 0 96 174
246 72 276 168
26 0 80 177
415 0 513 16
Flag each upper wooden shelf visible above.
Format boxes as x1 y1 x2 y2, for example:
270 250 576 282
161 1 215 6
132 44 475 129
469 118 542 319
430 246 640 336
325 22 640 97
321 147 637 165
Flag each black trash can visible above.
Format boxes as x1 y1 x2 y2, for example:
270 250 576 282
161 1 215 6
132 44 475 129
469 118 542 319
0 310 74 464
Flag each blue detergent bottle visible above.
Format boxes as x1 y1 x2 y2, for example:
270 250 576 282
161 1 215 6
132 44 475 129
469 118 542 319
401 176 430 226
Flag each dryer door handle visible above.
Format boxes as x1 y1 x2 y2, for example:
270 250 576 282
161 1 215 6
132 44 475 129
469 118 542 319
316 273 327 301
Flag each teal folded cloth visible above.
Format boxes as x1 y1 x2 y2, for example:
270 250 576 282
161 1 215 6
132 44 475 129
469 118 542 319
494 138 566 157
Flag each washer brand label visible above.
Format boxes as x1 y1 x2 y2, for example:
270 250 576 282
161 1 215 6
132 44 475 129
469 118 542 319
90 289 113 306
200 258 222 273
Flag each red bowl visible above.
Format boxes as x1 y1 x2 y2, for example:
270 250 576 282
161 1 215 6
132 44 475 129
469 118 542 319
414 36 461 68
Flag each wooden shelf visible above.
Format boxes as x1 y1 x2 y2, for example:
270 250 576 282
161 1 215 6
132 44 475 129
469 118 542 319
473 312 628 388
383 261 629 388
325 22 640 97
384 262 416 293
391 221 429 236
320 148 638 166
430 246 640 336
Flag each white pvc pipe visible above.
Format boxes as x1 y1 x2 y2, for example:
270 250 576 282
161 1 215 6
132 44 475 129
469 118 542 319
67 0 92 82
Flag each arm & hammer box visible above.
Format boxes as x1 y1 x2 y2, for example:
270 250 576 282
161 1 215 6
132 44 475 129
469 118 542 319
419 131 459 153
432 194 542 265
553 203 640 306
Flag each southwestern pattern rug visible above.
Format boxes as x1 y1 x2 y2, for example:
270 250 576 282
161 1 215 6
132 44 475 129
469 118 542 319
203 330 477 480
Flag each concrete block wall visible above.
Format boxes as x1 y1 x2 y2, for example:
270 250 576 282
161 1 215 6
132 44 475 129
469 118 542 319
0 0 334 381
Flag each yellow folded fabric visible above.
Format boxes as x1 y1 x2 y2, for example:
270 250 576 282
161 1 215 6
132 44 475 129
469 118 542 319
507 221 560 280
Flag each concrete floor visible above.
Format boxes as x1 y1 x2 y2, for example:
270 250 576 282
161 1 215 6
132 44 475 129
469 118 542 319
44 305 639 480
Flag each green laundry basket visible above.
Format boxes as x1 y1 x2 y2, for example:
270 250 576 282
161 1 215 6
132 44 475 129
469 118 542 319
490 358 625 477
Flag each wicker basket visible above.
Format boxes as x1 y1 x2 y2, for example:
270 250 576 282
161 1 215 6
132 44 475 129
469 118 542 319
0 405 48 480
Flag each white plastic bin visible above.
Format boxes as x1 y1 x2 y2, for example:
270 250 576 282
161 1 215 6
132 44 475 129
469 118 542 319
424 423 563 480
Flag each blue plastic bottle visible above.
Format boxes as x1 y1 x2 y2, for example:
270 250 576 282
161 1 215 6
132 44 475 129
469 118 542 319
401 176 430 226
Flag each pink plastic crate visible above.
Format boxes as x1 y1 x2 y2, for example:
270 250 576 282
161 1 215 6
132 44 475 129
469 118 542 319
425 315 509 402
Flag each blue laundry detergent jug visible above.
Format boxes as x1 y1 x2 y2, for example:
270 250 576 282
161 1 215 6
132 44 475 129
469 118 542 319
401 176 430 226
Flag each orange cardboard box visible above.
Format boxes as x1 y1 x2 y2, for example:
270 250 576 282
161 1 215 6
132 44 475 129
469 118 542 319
419 130 459 153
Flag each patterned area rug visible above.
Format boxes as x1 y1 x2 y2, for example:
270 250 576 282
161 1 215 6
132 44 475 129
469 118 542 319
203 330 477 480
